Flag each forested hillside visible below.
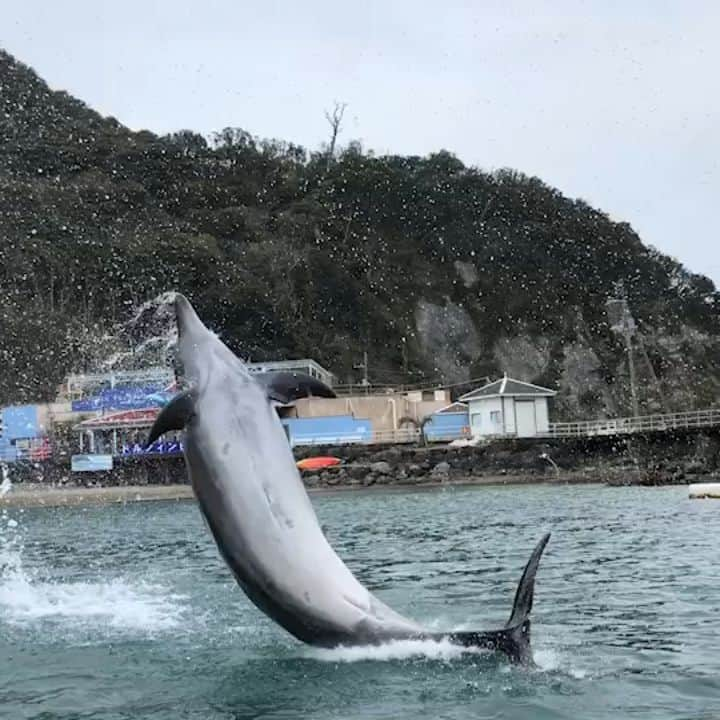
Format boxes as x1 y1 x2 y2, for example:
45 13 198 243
1 49 718 417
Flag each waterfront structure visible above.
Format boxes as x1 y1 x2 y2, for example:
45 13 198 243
0 405 51 462
64 359 334 410
460 376 556 439
75 408 175 457
71 388 452 459
424 402 470 442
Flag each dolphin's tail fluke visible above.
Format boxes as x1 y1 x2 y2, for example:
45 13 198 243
501 531 551 663
505 531 551 630
432 532 551 664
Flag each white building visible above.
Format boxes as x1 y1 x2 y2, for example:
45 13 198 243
459 376 556 438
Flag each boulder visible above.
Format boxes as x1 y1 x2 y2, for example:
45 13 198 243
372 447 403 462
347 465 369 480
370 461 392 475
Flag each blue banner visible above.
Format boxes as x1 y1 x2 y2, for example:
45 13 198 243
120 440 184 456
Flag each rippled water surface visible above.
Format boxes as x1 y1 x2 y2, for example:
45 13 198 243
2 484 719 719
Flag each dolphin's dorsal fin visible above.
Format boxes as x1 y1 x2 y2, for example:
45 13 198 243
146 390 196 447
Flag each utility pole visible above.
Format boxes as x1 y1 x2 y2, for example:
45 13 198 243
636 333 670 413
401 336 408 390
605 283 640 417
354 351 369 395
626 330 640 418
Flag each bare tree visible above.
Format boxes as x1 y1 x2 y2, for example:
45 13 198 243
324 101 347 165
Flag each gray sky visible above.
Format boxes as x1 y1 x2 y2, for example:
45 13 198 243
4 0 719 286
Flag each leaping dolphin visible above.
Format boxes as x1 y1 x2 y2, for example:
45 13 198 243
148 294 550 664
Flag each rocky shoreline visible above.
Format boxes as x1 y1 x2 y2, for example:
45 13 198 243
1 484 194 507
3 430 719 497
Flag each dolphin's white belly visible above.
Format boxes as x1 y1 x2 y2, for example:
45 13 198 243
187 385 422 644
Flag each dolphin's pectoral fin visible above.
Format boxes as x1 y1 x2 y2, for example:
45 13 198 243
257 371 336 405
146 390 196 447
429 533 551 665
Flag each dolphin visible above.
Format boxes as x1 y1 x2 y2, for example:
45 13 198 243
148 294 550 664
254 370 337 405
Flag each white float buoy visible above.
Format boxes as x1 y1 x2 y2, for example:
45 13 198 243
688 483 720 499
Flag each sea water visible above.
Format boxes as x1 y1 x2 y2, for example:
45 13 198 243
1 484 719 719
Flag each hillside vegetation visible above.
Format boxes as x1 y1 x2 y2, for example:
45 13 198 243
1 49 718 417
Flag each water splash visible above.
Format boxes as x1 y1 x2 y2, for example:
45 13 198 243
126 290 178 328
0 511 186 636
0 463 11 498
534 647 589 679
307 637 589 677
0 574 186 632
102 292 179 371
307 638 489 663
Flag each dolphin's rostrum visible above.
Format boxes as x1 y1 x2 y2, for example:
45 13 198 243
148 293 550 663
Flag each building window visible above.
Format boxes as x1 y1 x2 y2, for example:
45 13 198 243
490 410 501 427
471 412 481 427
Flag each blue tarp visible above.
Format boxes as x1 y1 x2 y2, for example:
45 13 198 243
424 411 470 442
282 415 372 446
1 405 40 441
71 454 114 472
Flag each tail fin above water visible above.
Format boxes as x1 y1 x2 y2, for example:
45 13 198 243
506 531 551 630
502 531 551 664
438 532 551 665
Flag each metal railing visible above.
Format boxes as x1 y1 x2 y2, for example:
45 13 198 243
0 438 53 462
332 383 412 396
290 427 421 447
65 367 175 397
545 408 720 438
246 359 336 387
371 428 421 444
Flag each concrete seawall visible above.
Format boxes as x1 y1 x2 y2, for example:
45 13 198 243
0 475 603 509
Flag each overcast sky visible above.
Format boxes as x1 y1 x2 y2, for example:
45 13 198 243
4 0 719 286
